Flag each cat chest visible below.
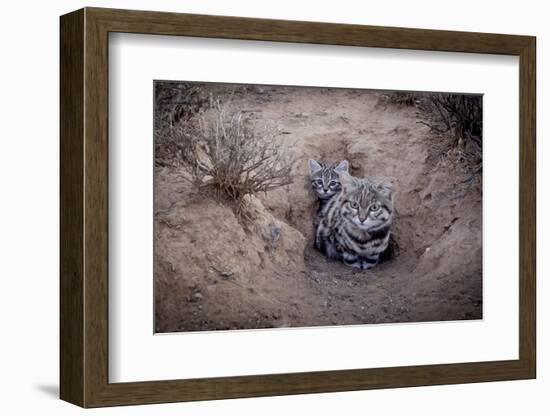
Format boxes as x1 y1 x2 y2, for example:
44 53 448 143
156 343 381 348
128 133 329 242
339 226 389 252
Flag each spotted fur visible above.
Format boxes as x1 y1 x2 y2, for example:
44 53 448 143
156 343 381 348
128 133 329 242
315 173 394 270
309 159 349 233
308 159 349 207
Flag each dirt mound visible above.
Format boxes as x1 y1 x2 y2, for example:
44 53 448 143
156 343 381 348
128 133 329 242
155 86 482 332
154 171 314 332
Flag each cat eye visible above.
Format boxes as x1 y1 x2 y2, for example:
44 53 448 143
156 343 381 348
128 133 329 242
314 179 323 186
329 181 337 187
349 201 359 209
370 203 381 212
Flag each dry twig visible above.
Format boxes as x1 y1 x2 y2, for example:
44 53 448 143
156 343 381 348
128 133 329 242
163 98 296 214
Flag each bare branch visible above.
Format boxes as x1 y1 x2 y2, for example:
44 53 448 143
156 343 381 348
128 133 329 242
162 98 296 213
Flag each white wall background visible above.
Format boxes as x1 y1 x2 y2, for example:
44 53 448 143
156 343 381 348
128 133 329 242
0 0 545 414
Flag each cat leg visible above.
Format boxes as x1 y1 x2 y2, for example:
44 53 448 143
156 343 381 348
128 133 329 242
359 255 379 270
325 242 341 259
342 252 363 269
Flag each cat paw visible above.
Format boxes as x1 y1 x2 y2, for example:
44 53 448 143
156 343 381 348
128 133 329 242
359 260 377 270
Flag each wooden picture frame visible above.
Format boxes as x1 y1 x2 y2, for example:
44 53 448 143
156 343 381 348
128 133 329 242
60 7 536 408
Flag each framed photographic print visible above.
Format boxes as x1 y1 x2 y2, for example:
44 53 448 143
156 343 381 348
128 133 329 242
60 7 536 408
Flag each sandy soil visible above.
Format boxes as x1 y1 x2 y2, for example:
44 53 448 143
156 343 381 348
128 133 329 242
154 86 482 333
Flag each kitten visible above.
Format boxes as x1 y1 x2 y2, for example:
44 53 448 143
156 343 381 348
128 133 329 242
315 172 394 270
308 159 349 208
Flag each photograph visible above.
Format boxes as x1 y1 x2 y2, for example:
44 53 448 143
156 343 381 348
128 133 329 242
153 81 483 333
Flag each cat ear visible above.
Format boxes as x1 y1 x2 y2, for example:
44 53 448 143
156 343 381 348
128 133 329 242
377 181 394 200
308 159 322 175
338 171 355 190
334 160 349 174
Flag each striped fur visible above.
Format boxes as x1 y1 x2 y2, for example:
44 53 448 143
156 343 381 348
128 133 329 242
309 159 349 233
308 159 349 207
315 173 394 270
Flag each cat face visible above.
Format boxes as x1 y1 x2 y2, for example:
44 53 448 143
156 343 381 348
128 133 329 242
309 159 349 200
338 173 394 231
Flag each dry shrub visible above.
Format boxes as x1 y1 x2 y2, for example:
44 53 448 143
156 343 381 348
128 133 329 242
417 93 483 177
377 90 482 176
421 93 482 150
154 82 208 166
378 91 482 153
171 99 295 211
376 91 418 109
419 93 483 150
